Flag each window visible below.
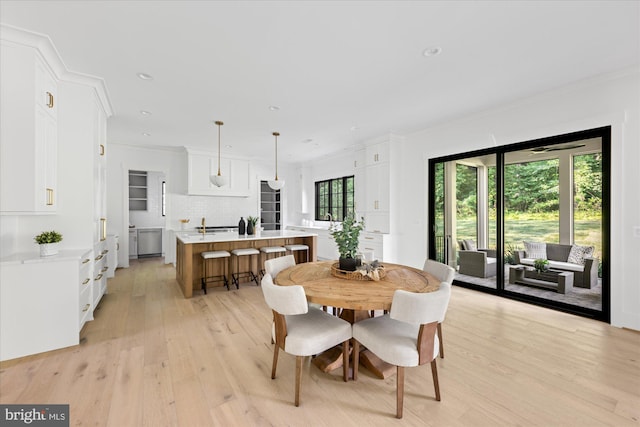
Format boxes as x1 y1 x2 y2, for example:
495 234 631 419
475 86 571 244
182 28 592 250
315 176 354 221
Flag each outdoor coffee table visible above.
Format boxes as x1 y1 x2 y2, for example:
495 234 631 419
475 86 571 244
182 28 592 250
508 265 574 294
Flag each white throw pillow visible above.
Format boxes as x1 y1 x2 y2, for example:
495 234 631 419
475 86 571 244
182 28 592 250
567 245 594 265
524 241 547 260
463 239 477 251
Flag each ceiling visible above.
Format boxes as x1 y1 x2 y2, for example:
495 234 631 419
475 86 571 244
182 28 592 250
1 1 638 164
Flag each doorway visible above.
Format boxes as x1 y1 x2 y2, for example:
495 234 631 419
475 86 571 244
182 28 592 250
429 127 609 321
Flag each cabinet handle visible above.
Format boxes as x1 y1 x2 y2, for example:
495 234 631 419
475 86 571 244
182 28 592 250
99 144 105 156
364 247 375 251
82 304 91 312
82 278 90 285
82 258 90 264
101 266 108 273
95 273 103 281
95 254 104 261
46 92 54 109
365 237 374 240
100 218 107 241
102 249 109 254
116 243 119 250
46 188 54 205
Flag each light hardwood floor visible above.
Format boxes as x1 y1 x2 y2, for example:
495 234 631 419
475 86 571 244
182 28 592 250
1 258 639 426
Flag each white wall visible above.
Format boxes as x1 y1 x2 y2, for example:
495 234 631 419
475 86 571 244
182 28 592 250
288 151 358 227
394 68 639 329
106 143 294 267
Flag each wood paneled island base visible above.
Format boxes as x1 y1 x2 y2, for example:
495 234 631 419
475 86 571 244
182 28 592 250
176 231 317 298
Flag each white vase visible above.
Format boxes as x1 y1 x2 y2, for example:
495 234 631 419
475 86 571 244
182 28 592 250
39 242 59 257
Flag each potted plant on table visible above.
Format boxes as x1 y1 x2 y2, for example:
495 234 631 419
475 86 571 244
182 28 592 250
34 230 63 257
533 258 549 273
329 211 365 271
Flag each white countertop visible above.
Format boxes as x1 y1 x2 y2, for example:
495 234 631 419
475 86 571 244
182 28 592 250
176 229 317 244
0 248 92 265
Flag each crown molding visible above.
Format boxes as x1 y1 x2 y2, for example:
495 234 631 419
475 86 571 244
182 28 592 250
0 23 114 117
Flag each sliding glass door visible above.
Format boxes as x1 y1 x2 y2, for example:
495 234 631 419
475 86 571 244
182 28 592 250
431 155 498 290
429 127 609 321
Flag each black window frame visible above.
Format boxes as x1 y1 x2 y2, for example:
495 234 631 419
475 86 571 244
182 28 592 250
315 175 354 222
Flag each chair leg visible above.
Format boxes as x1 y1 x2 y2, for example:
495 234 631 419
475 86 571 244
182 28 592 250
431 359 441 401
437 322 444 358
352 340 360 381
295 356 303 407
342 340 349 382
271 345 279 379
397 366 405 419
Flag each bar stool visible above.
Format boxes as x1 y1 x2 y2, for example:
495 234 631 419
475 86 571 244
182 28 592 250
285 244 309 264
259 246 287 277
201 250 231 293
231 248 260 287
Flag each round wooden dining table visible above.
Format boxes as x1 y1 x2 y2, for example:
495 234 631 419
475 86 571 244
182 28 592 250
275 260 439 312
275 260 441 378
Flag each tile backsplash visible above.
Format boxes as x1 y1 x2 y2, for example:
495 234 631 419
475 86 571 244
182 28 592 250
168 193 258 230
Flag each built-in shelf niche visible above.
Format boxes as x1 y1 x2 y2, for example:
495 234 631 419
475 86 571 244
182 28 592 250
129 170 147 211
260 181 281 230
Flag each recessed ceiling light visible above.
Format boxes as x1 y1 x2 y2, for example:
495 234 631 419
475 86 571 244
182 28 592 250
350 126 359 131
302 139 313 144
140 110 152 116
142 132 151 137
225 145 232 149
137 72 153 80
268 105 280 111
423 46 442 57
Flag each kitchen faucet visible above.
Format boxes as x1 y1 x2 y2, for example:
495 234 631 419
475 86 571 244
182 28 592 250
325 212 332 222
201 217 206 236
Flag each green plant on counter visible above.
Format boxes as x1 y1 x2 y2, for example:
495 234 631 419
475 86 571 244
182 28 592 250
34 230 63 244
247 216 259 227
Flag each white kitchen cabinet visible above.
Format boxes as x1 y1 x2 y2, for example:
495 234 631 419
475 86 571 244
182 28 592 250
354 148 367 169
93 241 108 308
129 229 138 259
365 141 390 165
356 140 391 234
79 251 94 329
358 232 393 262
56 81 109 252
0 249 93 361
186 148 251 197
318 232 339 260
106 234 119 278
365 162 390 213
286 226 337 260
354 149 367 214
0 40 58 214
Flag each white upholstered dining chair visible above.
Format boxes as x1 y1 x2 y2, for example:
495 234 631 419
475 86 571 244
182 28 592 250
260 273 352 406
265 255 327 313
264 254 296 279
422 259 455 358
352 284 452 418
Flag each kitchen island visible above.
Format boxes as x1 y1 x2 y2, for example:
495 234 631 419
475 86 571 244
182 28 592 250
175 230 317 298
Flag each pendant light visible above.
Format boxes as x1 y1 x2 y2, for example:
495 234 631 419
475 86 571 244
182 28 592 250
268 131 285 190
210 120 227 187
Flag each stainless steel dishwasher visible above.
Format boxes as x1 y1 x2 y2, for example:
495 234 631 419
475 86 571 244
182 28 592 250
137 228 162 258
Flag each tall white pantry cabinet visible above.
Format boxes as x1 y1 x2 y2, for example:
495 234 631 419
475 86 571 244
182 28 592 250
0 25 113 361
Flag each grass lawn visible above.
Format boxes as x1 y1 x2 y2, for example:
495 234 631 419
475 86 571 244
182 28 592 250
456 218 602 258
